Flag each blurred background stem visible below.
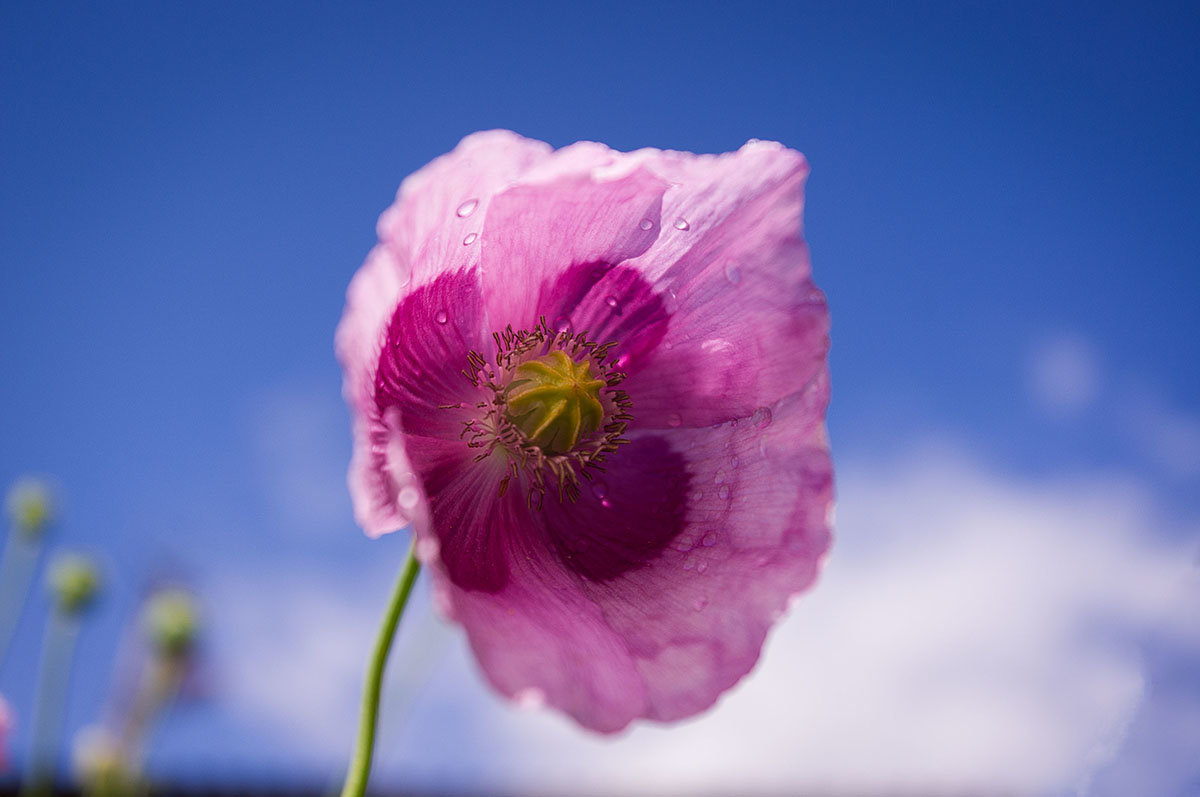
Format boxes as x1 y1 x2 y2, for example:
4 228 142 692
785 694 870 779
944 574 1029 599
0 526 43 666
22 612 81 797
119 654 184 775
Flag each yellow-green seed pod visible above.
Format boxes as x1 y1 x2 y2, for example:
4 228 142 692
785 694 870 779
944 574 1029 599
143 588 199 659
5 477 55 540
506 350 606 454
49 553 101 616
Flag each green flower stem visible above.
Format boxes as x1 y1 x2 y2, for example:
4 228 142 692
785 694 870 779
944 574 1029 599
22 612 81 797
340 538 422 797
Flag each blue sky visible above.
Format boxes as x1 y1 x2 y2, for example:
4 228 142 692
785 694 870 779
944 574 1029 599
2 1 1198 793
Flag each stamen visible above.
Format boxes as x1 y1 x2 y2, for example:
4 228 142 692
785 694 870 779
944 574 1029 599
449 317 633 506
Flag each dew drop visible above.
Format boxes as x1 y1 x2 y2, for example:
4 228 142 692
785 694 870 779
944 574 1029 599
639 218 654 231
717 485 730 500
455 198 479 218
664 289 680 313
730 456 740 468
462 232 478 246
552 315 572 334
752 406 773 429
696 560 708 573
682 556 696 571
702 531 718 547
673 217 690 231
690 488 704 501
604 295 618 308
714 470 726 485
600 498 612 508
724 263 742 285
398 485 420 509
591 481 608 500
667 412 682 428
434 309 448 325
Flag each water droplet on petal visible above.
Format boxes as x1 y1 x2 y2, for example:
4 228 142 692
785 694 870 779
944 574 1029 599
664 288 680 313
600 498 612 508
690 488 704 501
591 481 608 500
724 263 742 285
639 218 654 231
717 485 730 500
696 560 708 573
462 232 478 245
667 413 682 428
714 470 726 485
434 309 448 325
730 456 740 468
673 217 690 231
752 406 773 429
398 485 420 509
702 531 718 547
605 295 618 308
456 198 478 218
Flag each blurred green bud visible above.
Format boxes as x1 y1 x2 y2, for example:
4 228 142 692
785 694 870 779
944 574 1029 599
5 477 55 539
49 553 101 615
143 589 199 659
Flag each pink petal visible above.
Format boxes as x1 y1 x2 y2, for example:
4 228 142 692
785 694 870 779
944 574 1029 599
336 131 550 413
591 373 833 723
347 268 487 537
429 376 831 732
618 140 828 429
478 149 668 330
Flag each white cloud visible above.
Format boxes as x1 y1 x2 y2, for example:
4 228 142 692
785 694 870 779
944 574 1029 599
1028 333 1101 417
209 441 1200 796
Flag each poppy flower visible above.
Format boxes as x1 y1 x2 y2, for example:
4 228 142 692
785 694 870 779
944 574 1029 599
336 131 832 732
